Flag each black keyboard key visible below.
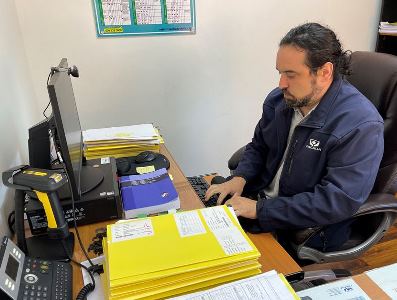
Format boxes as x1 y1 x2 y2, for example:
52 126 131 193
187 176 219 207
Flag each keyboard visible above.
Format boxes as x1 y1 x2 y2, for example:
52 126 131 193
186 176 218 207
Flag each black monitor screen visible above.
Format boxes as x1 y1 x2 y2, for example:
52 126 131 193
5 254 18 281
47 58 82 200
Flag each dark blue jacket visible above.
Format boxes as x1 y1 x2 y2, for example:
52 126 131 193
234 77 384 232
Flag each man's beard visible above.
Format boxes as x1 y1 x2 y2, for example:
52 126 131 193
283 94 313 108
283 79 320 108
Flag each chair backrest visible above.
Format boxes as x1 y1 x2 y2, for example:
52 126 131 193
345 51 397 194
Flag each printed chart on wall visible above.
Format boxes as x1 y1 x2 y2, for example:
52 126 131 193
93 0 195 36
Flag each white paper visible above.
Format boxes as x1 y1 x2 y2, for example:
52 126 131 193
365 262 397 299
165 0 192 24
111 219 154 242
100 157 110 164
174 211 207 237
201 206 251 255
81 256 105 300
201 206 235 231
83 124 157 142
101 0 132 26
227 206 239 222
212 227 252 255
297 278 371 300
169 270 296 300
135 0 162 24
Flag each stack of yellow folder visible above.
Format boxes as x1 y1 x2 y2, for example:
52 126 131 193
83 124 163 160
101 206 262 299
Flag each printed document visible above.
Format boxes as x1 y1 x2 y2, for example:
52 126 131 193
169 270 298 300
296 277 370 300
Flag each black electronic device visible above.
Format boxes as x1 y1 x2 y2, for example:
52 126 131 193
2 165 74 260
116 152 170 176
187 176 218 207
28 119 104 198
47 58 103 201
26 158 122 235
27 58 122 228
28 120 52 170
0 236 72 300
187 175 232 207
135 151 157 163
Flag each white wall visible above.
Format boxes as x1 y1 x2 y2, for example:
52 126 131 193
0 1 40 238
15 0 381 177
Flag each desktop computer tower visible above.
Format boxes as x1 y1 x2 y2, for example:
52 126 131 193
28 119 52 169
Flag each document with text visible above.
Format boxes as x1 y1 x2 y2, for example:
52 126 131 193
169 270 298 300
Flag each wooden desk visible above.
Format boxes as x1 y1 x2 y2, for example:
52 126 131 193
71 145 301 298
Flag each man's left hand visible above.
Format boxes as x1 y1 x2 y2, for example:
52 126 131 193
224 195 257 219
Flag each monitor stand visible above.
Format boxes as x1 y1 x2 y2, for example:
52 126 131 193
80 164 105 194
26 233 75 261
57 165 104 200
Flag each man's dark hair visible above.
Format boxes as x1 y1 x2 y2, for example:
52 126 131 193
280 23 351 77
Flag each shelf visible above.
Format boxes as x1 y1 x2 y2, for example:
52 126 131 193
379 32 397 37
376 0 397 54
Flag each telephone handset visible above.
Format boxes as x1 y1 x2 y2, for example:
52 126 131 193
0 236 72 300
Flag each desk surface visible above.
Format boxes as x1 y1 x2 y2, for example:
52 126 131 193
71 145 301 298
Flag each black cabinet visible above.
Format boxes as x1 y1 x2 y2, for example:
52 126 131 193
376 0 397 55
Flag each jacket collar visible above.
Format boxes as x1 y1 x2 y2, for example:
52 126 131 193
300 76 343 128
278 76 343 128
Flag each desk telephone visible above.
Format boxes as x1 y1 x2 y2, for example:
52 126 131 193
0 236 72 300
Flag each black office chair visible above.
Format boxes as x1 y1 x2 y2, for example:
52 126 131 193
228 51 397 264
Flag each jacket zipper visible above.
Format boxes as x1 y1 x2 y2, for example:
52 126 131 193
282 117 321 177
287 138 299 175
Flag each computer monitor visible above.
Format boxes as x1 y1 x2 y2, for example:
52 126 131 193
47 58 103 201
47 58 82 201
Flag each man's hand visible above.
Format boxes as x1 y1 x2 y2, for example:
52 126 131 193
225 195 257 219
205 176 246 205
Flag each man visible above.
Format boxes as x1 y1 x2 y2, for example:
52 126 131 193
205 23 384 251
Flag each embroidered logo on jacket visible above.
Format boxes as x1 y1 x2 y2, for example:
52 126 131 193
306 139 322 151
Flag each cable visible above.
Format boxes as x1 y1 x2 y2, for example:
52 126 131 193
61 163 98 299
42 101 51 120
43 72 53 119
61 239 96 300
8 210 15 235
76 282 95 300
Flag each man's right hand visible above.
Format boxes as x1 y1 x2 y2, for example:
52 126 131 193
204 176 247 205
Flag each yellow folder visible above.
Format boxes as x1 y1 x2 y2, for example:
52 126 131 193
105 206 259 281
102 206 262 299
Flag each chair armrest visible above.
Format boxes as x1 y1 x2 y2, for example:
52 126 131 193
354 193 397 217
287 227 322 245
228 146 246 172
289 193 397 246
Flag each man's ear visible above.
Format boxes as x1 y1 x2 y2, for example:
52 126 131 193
318 62 334 82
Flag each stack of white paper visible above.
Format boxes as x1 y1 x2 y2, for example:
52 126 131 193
379 22 397 34
83 124 163 159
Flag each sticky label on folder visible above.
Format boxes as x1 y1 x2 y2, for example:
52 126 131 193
174 211 207 237
111 219 154 243
136 166 155 174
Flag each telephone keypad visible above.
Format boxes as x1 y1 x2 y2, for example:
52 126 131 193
20 259 71 300
1 237 72 300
